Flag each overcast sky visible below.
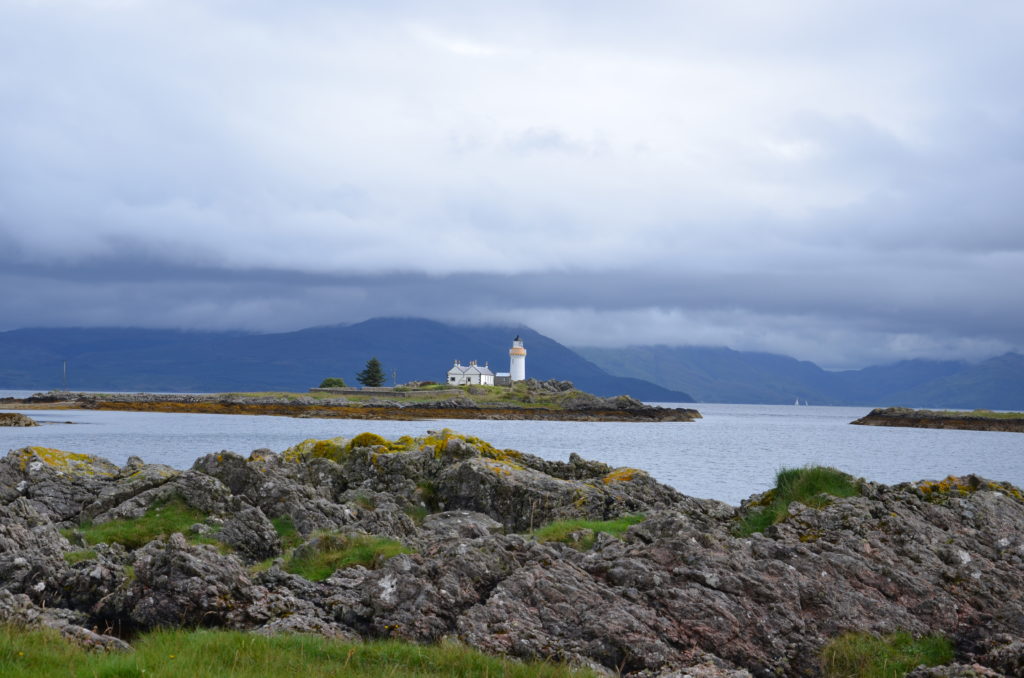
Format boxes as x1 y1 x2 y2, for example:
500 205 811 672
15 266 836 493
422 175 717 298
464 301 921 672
2 1 1022 369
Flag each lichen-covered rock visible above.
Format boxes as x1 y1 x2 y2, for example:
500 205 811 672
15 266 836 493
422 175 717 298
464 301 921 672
419 510 503 540
96 533 256 630
0 447 120 522
217 504 281 561
0 497 72 600
52 543 131 611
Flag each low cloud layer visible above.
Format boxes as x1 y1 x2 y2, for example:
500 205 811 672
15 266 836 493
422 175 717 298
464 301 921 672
2 1 1022 369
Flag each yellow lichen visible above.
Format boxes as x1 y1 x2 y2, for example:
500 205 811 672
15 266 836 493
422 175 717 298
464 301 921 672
17 447 117 477
602 468 640 485
282 437 349 463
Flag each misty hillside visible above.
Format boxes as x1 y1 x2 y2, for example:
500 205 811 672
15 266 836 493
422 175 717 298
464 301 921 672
0 319 693 402
576 345 1024 409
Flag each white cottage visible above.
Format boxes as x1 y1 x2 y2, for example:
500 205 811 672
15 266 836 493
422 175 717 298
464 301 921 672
447 360 495 386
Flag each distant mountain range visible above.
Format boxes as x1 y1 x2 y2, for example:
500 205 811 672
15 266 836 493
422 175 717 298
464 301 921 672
0 318 693 401
3 318 1021 408
575 345 1024 409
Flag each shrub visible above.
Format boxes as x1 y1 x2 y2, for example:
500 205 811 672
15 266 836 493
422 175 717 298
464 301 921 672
736 466 858 537
532 515 645 550
821 631 954 677
318 377 347 388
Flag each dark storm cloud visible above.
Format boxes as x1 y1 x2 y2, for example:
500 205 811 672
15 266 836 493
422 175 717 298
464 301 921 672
1 1 1023 368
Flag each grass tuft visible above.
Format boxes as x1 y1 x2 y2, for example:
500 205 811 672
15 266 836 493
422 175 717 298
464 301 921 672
821 631 954 678
736 466 858 537
0 625 598 678
532 515 645 550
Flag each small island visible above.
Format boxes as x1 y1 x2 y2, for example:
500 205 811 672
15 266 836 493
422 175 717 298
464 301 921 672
851 406 1024 433
1 379 700 423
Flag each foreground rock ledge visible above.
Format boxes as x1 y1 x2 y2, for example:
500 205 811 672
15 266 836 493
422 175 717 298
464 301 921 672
852 407 1024 433
4 389 701 422
2 432 1024 677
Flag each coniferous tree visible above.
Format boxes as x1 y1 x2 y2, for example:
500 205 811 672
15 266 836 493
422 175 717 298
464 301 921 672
356 357 386 387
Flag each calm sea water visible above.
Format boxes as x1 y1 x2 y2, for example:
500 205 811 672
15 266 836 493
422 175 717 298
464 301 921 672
3 392 1022 505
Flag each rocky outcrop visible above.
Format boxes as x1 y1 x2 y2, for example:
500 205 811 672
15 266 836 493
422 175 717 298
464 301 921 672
2 431 1024 676
852 407 1024 433
0 412 38 426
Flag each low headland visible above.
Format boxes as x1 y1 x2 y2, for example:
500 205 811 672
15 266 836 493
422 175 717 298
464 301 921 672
1 379 700 422
2 430 1024 676
852 406 1024 433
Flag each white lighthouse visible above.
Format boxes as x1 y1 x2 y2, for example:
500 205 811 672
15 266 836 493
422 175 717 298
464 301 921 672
509 335 526 382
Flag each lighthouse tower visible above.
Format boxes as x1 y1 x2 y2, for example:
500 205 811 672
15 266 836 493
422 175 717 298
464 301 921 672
509 335 527 382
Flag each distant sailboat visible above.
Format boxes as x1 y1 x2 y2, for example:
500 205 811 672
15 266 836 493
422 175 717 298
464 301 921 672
794 398 800 406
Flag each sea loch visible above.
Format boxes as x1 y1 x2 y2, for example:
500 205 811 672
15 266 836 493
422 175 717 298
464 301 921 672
3 394 1022 505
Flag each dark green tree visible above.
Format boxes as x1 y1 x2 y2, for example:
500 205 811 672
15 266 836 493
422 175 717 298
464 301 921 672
318 377 347 388
356 357 386 387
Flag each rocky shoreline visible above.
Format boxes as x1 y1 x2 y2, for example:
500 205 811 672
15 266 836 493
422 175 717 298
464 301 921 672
2 389 701 422
2 431 1024 676
852 407 1024 433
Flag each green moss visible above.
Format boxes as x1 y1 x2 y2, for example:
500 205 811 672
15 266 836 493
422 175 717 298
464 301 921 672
283 534 412 582
532 515 645 550
736 466 859 537
68 497 214 550
820 631 954 677
0 625 598 678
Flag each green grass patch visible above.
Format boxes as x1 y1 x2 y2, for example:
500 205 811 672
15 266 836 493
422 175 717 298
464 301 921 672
531 515 645 550
62 549 97 565
821 631 954 678
68 497 214 550
0 625 598 678
271 516 302 550
736 466 859 537
284 534 412 582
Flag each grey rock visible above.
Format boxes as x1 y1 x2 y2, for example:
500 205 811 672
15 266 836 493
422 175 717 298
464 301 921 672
420 510 503 540
217 504 280 561
0 447 120 523
97 533 256 630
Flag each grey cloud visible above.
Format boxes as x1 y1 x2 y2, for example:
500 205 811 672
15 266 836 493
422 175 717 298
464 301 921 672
1 1 1023 369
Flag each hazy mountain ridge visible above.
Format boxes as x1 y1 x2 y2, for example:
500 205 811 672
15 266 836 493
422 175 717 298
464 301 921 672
576 344 1024 409
0 319 693 402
